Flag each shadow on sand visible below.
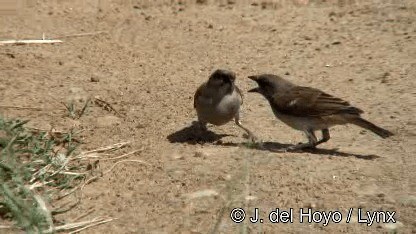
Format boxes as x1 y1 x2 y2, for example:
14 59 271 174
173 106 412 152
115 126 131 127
220 141 380 160
167 124 232 145
167 125 380 160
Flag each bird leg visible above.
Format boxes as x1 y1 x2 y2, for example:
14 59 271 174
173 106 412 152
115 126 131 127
192 120 207 132
234 117 257 143
316 128 330 145
287 129 331 151
286 129 318 151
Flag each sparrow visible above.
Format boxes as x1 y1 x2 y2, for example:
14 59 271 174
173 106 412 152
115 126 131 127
248 74 393 150
194 69 256 142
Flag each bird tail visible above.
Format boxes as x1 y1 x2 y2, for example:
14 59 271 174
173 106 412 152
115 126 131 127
348 117 394 138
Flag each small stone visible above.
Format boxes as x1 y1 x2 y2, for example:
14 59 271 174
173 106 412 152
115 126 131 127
332 41 341 45
96 115 121 127
207 24 213 29
194 150 209 158
328 12 336 17
303 35 312 40
171 153 184 160
184 189 219 199
245 195 257 201
67 87 88 103
6 53 15 58
90 74 100 82
383 221 404 232
399 195 416 207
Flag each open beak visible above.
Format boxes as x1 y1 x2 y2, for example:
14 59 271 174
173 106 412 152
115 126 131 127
248 87 260 93
248 76 259 92
248 75 257 81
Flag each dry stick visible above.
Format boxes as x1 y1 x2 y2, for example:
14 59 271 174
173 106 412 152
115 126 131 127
242 154 251 234
27 127 67 134
72 208 96 222
75 153 112 160
0 39 62 45
68 217 117 234
33 194 55 233
44 217 114 233
0 105 43 110
100 148 143 161
59 31 108 38
93 97 122 116
80 141 131 155
52 200 80 215
80 160 150 190
57 148 137 199
0 225 13 229
57 184 81 201
103 159 150 175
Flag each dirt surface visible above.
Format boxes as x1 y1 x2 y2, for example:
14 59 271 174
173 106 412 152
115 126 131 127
1 0 415 233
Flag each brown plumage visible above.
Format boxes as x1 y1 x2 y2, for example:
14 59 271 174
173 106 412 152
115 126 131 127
193 69 256 141
248 74 393 150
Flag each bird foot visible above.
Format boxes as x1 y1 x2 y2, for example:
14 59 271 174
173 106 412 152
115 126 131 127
285 142 316 152
242 133 259 144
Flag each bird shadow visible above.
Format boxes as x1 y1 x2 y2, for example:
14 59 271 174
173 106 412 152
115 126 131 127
167 124 232 145
220 141 381 160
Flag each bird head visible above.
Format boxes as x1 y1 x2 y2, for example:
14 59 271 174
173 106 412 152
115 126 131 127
207 69 236 92
248 74 293 98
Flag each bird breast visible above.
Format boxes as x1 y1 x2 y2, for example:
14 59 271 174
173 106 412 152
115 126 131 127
196 90 241 126
270 108 346 131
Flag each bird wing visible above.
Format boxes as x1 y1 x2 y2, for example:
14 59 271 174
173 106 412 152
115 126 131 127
235 86 244 105
271 86 363 117
194 83 205 108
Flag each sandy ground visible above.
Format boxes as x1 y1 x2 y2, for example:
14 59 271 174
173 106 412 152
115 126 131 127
0 0 415 233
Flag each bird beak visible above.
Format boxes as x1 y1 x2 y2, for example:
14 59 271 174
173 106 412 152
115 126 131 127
248 76 259 92
248 87 260 93
248 75 257 81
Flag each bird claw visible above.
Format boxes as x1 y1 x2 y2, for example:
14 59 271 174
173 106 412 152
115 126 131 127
284 143 316 152
243 133 259 144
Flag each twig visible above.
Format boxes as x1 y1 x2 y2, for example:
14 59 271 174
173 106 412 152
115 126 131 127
52 200 80 215
100 149 143 161
43 217 115 233
80 141 131 155
33 194 54 233
93 96 122 116
0 105 44 110
103 160 150 175
0 39 62 45
68 217 116 234
80 176 100 190
79 160 150 190
72 208 95 222
59 31 108 38
0 225 13 229
27 127 67 134
57 185 81 201
75 153 112 160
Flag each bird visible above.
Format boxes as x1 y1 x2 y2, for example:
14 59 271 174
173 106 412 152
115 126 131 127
248 74 394 150
194 69 256 142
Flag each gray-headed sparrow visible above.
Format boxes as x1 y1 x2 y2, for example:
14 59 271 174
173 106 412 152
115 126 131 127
248 74 393 150
194 69 256 141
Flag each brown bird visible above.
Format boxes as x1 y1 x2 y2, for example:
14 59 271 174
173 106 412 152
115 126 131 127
194 69 256 141
248 74 393 150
